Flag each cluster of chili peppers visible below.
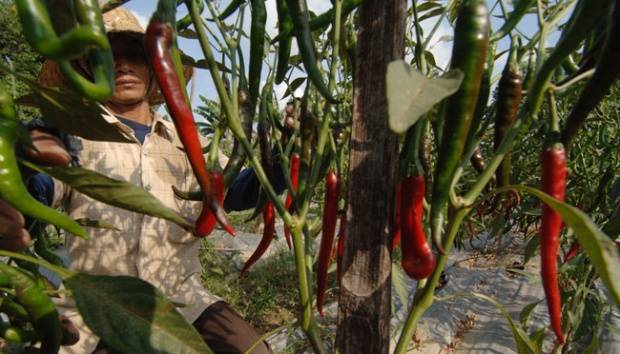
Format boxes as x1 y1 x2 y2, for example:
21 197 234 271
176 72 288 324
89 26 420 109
15 0 114 101
146 0 234 237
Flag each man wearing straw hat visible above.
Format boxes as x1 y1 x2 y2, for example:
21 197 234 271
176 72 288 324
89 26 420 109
0 6 275 354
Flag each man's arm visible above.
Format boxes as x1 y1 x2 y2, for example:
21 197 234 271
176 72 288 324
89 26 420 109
223 164 287 212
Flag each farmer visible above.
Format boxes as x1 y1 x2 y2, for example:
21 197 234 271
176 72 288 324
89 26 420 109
0 7 280 354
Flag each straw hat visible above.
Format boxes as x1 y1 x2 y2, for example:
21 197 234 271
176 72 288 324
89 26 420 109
37 7 192 106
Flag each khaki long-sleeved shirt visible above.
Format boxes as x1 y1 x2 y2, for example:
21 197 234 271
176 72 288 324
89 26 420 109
56 109 222 353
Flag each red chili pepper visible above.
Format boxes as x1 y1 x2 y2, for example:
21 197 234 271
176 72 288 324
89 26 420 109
195 168 226 237
401 175 436 280
316 170 339 317
336 212 346 284
240 202 276 276
283 153 301 249
540 143 566 344
392 181 402 252
563 240 580 264
145 20 234 237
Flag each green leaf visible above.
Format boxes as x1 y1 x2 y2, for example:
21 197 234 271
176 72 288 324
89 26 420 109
288 77 306 93
387 60 463 134
21 161 193 230
523 235 540 265
391 262 409 312
65 273 213 354
510 185 620 308
75 218 121 231
16 88 132 143
417 2 443 12
418 7 445 22
519 300 541 328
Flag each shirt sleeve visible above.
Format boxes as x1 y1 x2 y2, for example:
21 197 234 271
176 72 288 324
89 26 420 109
223 163 287 212
26 173 55 207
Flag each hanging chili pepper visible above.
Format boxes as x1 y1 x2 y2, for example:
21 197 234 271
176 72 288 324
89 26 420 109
0 319 37 344
0 89 86 237
316 170 339 317
430 0 489 254
248 0 266 109
0 263 62 354
224 89 254 186
561 1 620 148
283 153 301 249
15 0 110 60
240 201 275 275
401 175 435 280
57 0 114 101
176 0 203 31
494 43 523 188
563 240 580 264
275 0 293 84
195 167 226 236
540 142 566 344
146 2 234 236
272 0 362 43
285 0 338 103
391 181 402 252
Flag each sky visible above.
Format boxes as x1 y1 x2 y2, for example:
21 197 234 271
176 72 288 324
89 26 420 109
123 1 560 113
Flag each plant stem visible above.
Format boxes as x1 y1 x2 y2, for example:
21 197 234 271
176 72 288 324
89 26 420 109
290 224 326 354
298 0 343 221
393 208 469 354
189 2 323 350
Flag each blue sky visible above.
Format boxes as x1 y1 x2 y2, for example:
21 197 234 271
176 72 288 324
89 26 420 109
123 1 561 112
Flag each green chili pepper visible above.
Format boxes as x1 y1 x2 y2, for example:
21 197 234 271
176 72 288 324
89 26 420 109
0 296 30 322
176 0 204 31
272 0 362 44
561 0 620 148
224 89 254 186
0 319 38 344
218 0 246 21
15 0 110 60
522 51 536 92
248 0 267 109
257 87 274 177
0 89 86 237
275 0 294 84
19 0 114 100
430 0 489 254
285 0 338 103
461 41 496 169
0 263 62 354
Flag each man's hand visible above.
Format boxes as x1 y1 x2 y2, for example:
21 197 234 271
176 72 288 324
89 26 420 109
0 129 70 251
23 129 72 167
0 198 31 251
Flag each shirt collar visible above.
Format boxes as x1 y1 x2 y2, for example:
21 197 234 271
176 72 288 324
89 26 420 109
100 105 175 143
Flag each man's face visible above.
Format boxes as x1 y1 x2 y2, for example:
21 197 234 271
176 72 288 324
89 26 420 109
108 34 150 106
